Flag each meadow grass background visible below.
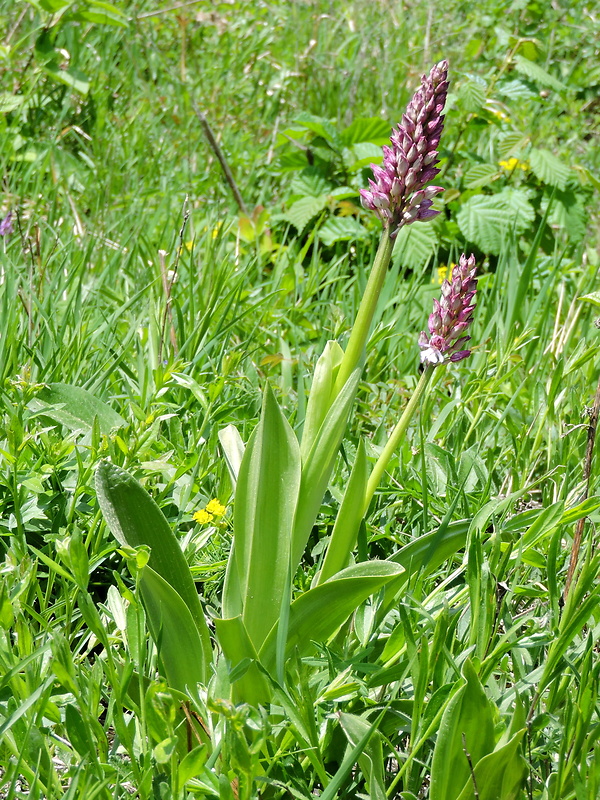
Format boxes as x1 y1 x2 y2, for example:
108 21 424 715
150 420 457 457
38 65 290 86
1 1 600 798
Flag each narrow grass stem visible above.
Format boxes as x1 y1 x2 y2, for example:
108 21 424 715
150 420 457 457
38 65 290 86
364 364 435 511
334 226 394 394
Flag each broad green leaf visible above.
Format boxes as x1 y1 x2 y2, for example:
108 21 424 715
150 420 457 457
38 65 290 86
458 79 486 112
179 745 208 785
529 148 571 190
542 188 587 241
292 368 361 570
30 383 126 434
72 1 129 26
301 340 344 461
348 141 385 171
290 171 333 198
513 55 567 93
282 195 328 231
139 565 207 696
319 710 384 800
218 424 245 484
339 712 386 800
0 93 26 112
95 461 212 677
391 519 470 574
430 660 496 800
497 131 528 159
317 439 368 585
465 164 498 189
214 616 270 705
456 193 531 254
44 66 90 95
393 222 438 270
579 291 600 308
509 501 563 559
455 730 527 800
65 703 95 758
341 117 391 146
318 217 369 246
293 113 341 147
233 385 301 650
259 561 404 671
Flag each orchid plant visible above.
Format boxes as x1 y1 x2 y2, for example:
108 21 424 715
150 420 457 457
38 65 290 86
96 60 479 742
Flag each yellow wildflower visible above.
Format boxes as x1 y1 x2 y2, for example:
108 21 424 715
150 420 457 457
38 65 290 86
206 498 226 517
433 264 455 285
498 157 529 172
193 509 214 524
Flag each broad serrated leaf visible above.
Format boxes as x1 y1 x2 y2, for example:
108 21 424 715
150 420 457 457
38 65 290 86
498 79 537 100
513 55 567 93
293 113 341 147
290 170 333 198
341 117 391 146
348 141 385 171
542 189 587 241
318 217 369 246
529 148 571 190
456 190 533 254
393 222 438 270
458 80 486 112
282 195 328 231
497 132 528 159
465 164 498 189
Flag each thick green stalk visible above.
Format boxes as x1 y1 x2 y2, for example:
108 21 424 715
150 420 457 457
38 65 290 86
363 364 435 511
334 226 394 394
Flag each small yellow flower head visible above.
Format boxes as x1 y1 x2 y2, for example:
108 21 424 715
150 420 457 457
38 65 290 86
193 509 214 525
433 263 455 285
206 498 226 517
499 157 529 172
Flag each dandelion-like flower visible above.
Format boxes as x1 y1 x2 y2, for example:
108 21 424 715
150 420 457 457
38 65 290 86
360 60 449 237
419 253 477 366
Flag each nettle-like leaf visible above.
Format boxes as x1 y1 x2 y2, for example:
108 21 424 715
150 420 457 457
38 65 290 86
529 148 572 190
393 222 438 270
497 132 528 160
542 189 587 242
318 217 370 246
340 117 391 146
456 188 534 254
498 79 537 100
464 164 498 189
282 195 328 232
289 171 333 198
513 55 567 93
457 78 486 112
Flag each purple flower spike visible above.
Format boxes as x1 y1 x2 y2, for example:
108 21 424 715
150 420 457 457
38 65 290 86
360 60 449 237
419 254 478 366
0 212 12 237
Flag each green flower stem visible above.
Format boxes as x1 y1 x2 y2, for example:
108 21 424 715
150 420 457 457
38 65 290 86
363 363 435 511
334 225 394 395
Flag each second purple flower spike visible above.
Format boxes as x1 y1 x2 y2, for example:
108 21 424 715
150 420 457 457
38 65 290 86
419 253 478 366
360 60 449 237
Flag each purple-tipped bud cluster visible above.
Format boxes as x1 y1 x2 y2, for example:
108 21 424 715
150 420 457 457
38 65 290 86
360 60 449 237
0 212 12 237
419 253 477 366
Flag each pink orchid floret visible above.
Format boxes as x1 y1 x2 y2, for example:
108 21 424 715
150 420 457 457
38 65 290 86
360 60 449 237
419 253 478 366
